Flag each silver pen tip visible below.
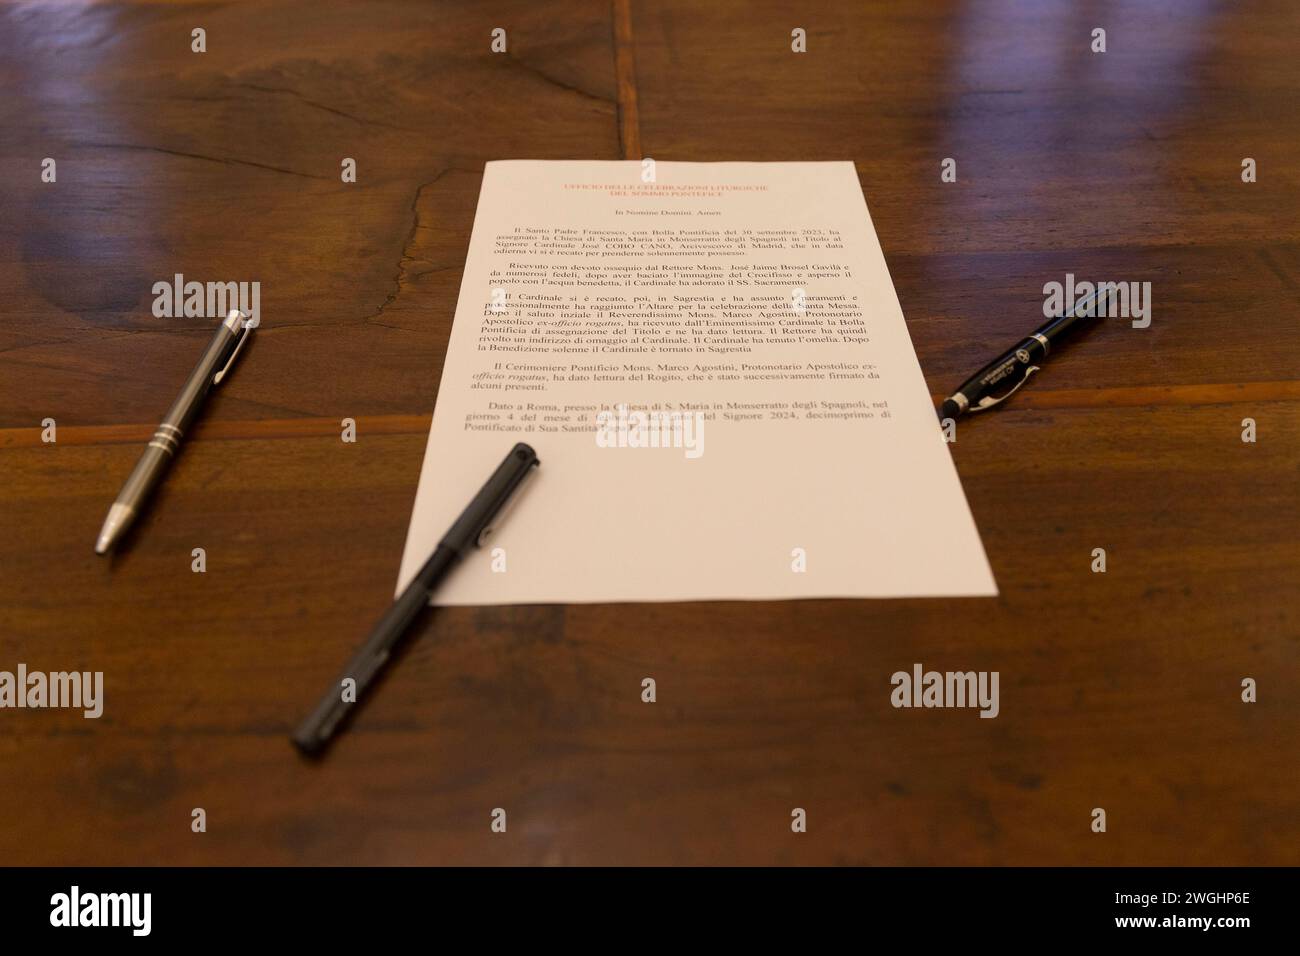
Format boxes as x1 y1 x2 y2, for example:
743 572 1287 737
95 503 134 556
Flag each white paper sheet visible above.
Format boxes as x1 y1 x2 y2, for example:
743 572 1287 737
397 161 996 604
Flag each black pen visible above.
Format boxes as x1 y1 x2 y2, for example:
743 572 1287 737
292 443 540 756
96 309 257 553
938 287 1113 420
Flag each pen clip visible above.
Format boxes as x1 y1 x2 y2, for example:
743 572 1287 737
476 459 538 547
969 365 1040 413
213 311 256 386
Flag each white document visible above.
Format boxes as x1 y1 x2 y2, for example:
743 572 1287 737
397 161 996 604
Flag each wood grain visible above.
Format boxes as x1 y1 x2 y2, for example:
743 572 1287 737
0 0 1296 865
612 0 642 159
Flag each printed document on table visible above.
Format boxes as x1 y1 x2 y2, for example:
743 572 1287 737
397 161 996 603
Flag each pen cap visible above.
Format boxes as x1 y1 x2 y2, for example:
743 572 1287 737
438 443 539 553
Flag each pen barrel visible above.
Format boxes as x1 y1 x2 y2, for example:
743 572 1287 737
1046 286 1110 339
347 545 458 678
1039 311 1086 342
115 442 175 511
293 546 457 755
160 324 238 433
112 322 237 509
954 336 1043 399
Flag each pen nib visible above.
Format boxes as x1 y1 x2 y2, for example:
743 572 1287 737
95 503 135 555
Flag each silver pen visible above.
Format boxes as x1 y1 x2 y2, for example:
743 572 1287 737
95 309 256 554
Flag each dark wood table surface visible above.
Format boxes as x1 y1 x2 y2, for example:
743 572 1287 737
1 0 1296 866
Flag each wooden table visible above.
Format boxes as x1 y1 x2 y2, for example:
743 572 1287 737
1 0 1296 866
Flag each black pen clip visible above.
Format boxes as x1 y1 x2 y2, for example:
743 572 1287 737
969 365 1040 413
476 459 539 547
